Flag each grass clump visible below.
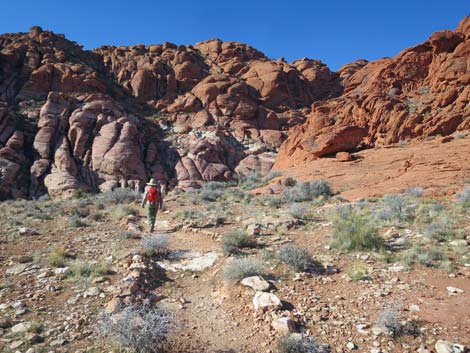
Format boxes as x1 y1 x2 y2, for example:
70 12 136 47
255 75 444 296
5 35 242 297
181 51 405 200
100 188 140 205
375 194 415 224
239 171 263 190
405 187 424 198
140 235 169 258
376 306 419 338
97 301 173 353
347 263 369 281
47 247 68 267
331 205 384 251
278 245 317 271
221 229 257 255
457 186 470 209
70 215 88 228
277 335 330 353
283 180 332 203
67 260 112 281
199 182 225 202
223 257 263 282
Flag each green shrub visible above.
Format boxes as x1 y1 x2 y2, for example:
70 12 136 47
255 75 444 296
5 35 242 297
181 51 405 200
221 230 257 255
140 235 169 258
283 180 332 203
97 302 173 353
70 215 88 228
457 187 470 208
47 247 68 267
376 194 415 223
278 245 318 271
239 171 262 190
223 258 263 282
100 188 140 205
331 205 383 251
288 203 308 219
282 177 297 187
68 260 112 280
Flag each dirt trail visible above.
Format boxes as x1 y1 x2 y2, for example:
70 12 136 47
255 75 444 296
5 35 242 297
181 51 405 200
140 213 269 353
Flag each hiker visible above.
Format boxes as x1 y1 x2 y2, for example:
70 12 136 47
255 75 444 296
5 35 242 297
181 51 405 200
141 178 163 233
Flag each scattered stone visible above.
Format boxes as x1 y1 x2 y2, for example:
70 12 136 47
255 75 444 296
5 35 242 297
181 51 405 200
83 287 100 297
253 291 282 313
410 304 420 312
6 263 31 275
336 151 353 161
246 223 262 236
347 341 357 350
446 286 464 294
241 276 270 291
18 227 38 236
388 265 406 272
271 317 297 335
10 340 24 349
0 318 12 329
11 321 32 334
54 267 70 276
435 340 466 353
11 255 33 263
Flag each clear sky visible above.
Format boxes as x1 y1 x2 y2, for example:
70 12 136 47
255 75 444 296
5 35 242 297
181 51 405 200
1 0 468 70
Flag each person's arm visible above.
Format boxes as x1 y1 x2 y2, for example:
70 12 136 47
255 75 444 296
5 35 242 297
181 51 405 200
141 188 148 208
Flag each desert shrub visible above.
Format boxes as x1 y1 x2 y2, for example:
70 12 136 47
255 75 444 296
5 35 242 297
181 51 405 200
221 229 257 255
110 205 137 220
140 235 169 258
277 335 330 353
347 263 369 281
72 188 86 199
97 302 173 353
376 194 415 223
199 188 224 202
288 203 308 219
376 306 419 338
223 257 263 282
100 188 140 205
239 171 262 190
71 206 90 218
332 205 383 251
405 187 424 198
68 260 112 280
455 132 466 139
423 222 454 241
457 187 470 209
283 180 332 203
278 245 317 271
175 209 203 220
282 177 297 187
264 195 284 208
89 212 104 222
400 245 447 268
265 171 282 182
47 247 68 267
70 215 88 228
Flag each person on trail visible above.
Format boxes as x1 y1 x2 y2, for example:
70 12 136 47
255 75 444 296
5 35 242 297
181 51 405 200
141 178 163 233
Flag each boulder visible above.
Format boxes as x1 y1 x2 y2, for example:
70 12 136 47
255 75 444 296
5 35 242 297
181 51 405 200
253 291 282 313
241 276 270 291
271 317 297 335
435 340 466 353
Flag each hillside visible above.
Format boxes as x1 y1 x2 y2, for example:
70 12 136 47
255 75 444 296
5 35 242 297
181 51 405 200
1 18 469 200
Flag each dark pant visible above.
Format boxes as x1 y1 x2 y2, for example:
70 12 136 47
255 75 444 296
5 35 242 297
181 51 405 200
147 203 158 232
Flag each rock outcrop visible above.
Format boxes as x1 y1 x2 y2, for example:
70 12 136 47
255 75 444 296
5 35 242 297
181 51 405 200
2 18 470 199
274 17 470 169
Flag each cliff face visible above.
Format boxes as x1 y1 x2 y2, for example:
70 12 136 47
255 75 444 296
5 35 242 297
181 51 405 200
1 18 470 200
274 17 470 169
0 27 341 199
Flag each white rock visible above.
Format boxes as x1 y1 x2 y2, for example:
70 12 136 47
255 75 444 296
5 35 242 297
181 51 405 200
18 227 38 236
241 276 270 291
246 223 262 236
11 321 32 334
83 287 100 297
410 304 420 312
271 317 296 335
446 286 464 294
54 267 70 275
388 265 406 272
347 341 357 350
435 340 466 353
253 291 282 313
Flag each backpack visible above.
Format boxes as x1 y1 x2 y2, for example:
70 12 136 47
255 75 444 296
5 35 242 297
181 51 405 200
146 186 159 204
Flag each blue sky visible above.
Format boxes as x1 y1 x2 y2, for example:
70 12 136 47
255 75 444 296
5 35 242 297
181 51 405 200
2 0 468 70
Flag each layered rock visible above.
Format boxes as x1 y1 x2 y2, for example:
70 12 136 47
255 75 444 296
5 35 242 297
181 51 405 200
275 17 470 169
